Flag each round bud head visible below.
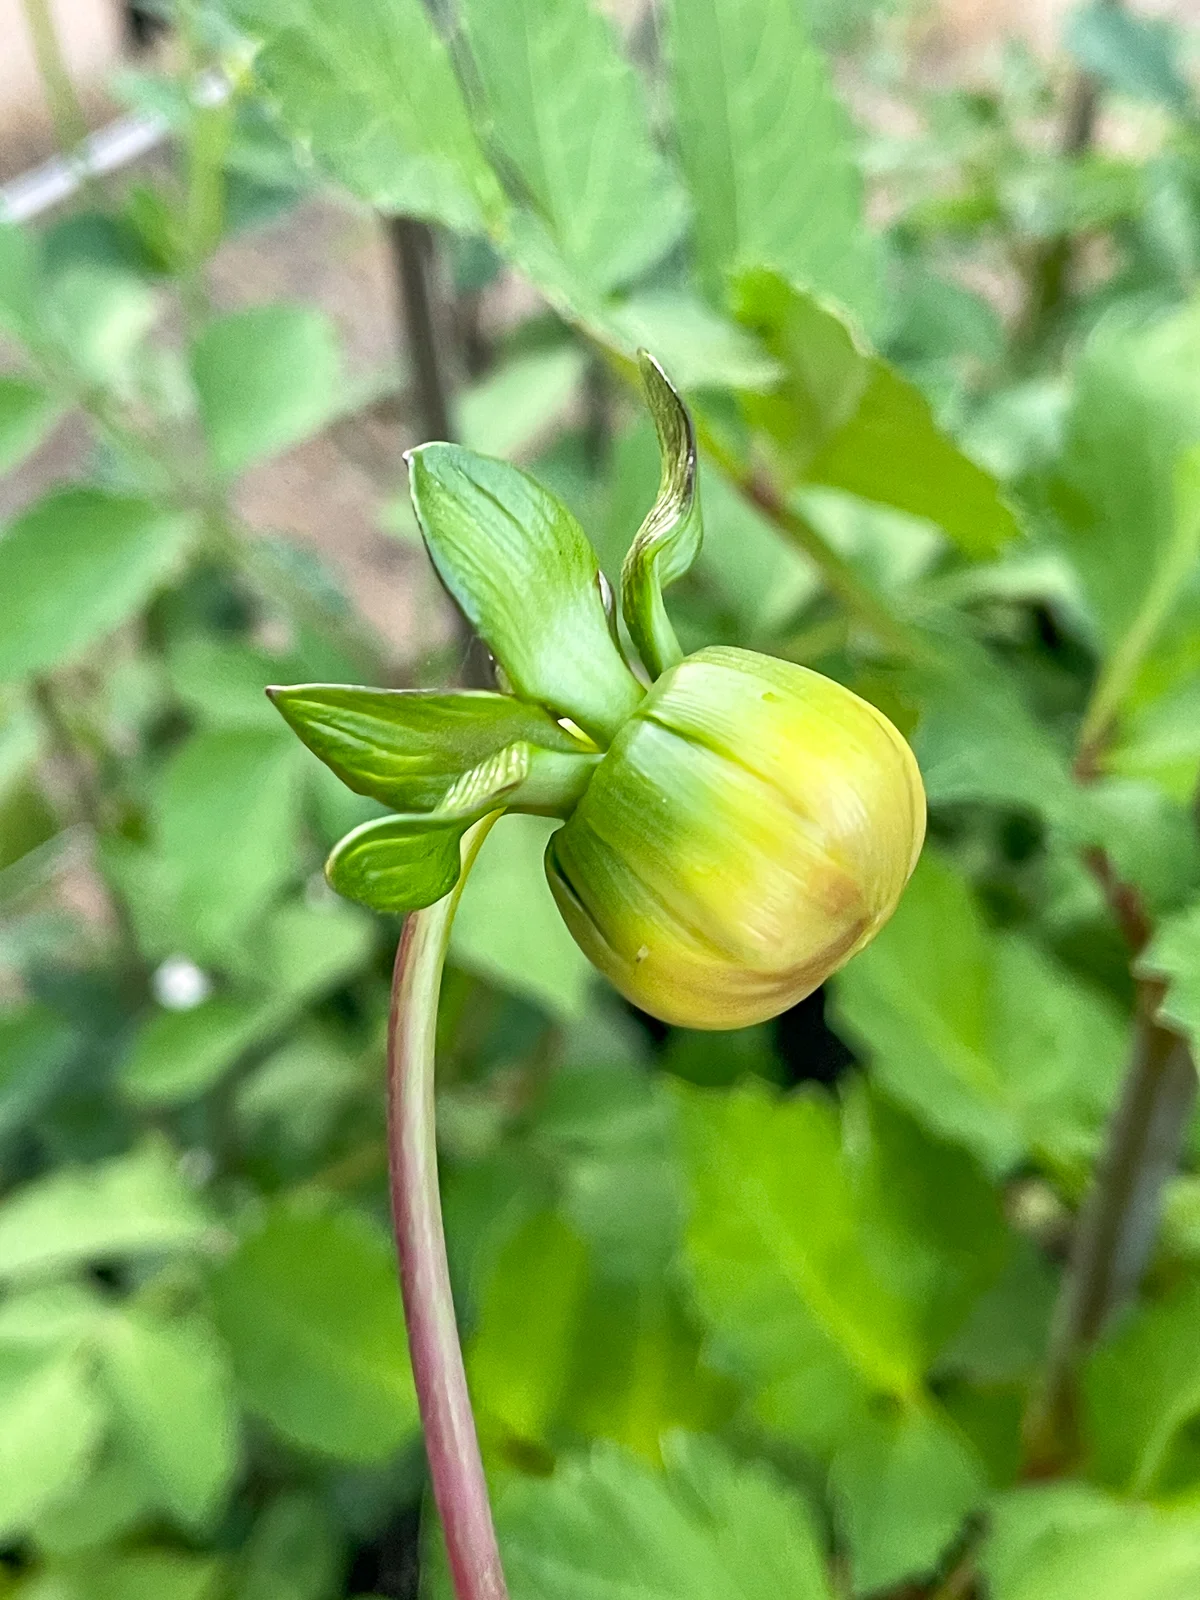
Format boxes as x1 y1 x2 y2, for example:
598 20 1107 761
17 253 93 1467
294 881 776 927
545 646 925 1029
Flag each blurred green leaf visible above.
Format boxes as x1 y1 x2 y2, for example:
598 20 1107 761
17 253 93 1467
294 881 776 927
150 727 300 961
606 292 781 393
676 1080 923 1431
99 1305 238 1528
0 490 196 683
1067 2 1191 113
1140 898 1200 1054
1085 1275 1200 1495
0 377 63 473
459 346 587 459
1056 301 1200 657
984 1485 1200 1600
29 1549 224 1600
0 1141 214 1282
42 262 159 389
452 814 593 1019
485 1435 833 1600
230 0 504 229
120 900 373 1103
191 304 346 479
408 443 642 742
734 269 1019 556
210 1199 418 1461
238 1491 343 1600
0 1006 77 1143
829 1406 985 1594
463 0 686 291
665 0 876 322
0 221 40 339
469 1208 590 1446
31 1437 154 1558
0 1348 106 1541
834 852 1126 1176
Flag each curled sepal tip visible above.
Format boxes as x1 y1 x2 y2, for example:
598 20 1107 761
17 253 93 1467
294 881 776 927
620 352 702 680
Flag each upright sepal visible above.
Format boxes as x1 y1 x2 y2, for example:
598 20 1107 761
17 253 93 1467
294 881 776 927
267 684 599 816
620 353 702 679
407 444 644 743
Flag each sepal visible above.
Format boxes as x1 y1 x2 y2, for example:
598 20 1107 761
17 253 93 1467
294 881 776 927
620 353 702 678
407 443 643 742
267 684 597 815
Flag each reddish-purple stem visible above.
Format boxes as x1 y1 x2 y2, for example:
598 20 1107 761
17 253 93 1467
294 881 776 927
386 826 508 1600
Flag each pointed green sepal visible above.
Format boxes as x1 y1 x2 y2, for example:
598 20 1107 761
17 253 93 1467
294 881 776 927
407 444 643 743
620 353 702 679
267 684 599 816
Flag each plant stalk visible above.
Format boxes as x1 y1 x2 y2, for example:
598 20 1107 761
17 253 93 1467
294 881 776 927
389 217 456 444
1025 856 1197 1468
386 815 508 1600
20 0 91 159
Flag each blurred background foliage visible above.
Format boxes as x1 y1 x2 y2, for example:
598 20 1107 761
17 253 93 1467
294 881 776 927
1 0 1200 1596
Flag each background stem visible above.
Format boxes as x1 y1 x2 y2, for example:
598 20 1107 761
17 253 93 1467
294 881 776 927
20 0 91 158
386 815 508 1600
389 216 456 444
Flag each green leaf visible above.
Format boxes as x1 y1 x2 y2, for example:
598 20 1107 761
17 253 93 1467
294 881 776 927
0 1348 106 1540
0 377 62 473
664 0 876 322
452 814 593 1019
119 901 373 1104
0 1141 214 1282
1056 301 1200 653
408 443 642 742
239 1491 343 1600
1140 899 1200 1050
30 1437 155 1558
0 489 195 682
463 0 685 291
268 684 592 813
482 1435 834 1600
620 354 702 678
829 1407 986 1594
191 304 346 479
468 1209 590 1446
459 345 588 458
733 269 1019 556
984 1485 1200 1600
0 1006 77 1142
0 221 40 339
1084 1275 1200 1495
604 291 782 393
99 1306 238 1527
231 0 504 229
676 1080 924 1422
209 1199 418 1461
833 851 1127 1177
42 261 159 389
1067 2 1191 112
149 727 300 961
33 1549 224 1600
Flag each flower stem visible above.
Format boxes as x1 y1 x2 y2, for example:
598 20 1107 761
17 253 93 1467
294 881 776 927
386 814 508 1600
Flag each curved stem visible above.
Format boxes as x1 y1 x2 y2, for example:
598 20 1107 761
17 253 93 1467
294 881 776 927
387 814 508 1600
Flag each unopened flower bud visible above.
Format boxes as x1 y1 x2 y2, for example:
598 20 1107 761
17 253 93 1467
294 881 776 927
545 645 925 1029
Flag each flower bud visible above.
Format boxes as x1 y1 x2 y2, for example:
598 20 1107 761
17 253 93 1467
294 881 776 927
545 645 925 1029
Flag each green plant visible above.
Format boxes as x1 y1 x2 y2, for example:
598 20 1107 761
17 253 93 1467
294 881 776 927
2 0 1200 1597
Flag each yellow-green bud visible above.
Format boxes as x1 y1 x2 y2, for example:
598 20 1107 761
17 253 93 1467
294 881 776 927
545 645 925 1029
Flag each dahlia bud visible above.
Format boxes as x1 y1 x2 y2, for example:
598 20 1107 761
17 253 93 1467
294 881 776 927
545 645 924 1028
268 352 924 1031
